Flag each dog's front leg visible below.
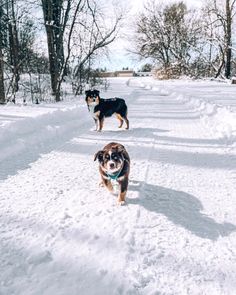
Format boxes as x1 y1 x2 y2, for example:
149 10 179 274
103 178 114 193
98 117 104 132
94 118 98 131
117 179 128 205
93 111 101 132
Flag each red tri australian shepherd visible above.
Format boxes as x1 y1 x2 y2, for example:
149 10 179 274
94 142 130 205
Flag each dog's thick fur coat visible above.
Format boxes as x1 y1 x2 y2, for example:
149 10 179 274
85 90 129 131
94 142 130 205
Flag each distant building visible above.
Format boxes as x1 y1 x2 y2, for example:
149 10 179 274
97 70 135 78
98 72 115 78
135 71 152 77
115 70 134 77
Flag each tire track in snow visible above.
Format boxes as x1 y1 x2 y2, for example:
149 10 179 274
117 92 172 292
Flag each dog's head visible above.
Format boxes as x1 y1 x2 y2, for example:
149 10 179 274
85 89 100 107
94 142 126 174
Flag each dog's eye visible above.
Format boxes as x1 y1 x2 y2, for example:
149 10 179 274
111 154 118 161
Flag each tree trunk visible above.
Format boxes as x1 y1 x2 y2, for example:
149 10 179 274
8 0 20 93
42 0 63 101
45 22 60 99
215 44 225 78
0 3 6 104
53 0 64 71
225 0 232 79
0 42 5 104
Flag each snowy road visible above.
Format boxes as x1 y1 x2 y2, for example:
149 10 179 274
0 78 236 295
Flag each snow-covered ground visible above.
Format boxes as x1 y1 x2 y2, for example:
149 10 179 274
0 77 236 295
135 78 236 143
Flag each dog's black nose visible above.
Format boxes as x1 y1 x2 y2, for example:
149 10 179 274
109 163 115 169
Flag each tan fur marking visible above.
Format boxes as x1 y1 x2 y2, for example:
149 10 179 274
94 110 100 118
104 180 114 192
125 117 129 129
115 113 124 128
99 117 104 131
117 190 126 204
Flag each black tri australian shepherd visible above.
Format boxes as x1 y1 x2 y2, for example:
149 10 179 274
94 142 130 205
85 89 129 131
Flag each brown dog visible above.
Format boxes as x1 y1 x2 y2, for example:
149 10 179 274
94 142 130 205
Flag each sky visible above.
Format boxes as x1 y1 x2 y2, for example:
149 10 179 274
97 0 204 71
32 0 204 72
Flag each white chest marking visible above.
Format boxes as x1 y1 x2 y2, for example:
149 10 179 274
89 105 99 119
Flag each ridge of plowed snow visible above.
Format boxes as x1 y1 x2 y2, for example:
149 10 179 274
128 78 236 143
0 103 90 162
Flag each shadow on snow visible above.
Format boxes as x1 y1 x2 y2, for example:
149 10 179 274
128 181 236 241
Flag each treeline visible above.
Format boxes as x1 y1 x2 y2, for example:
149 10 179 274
134 0 236 79
0 0 123 104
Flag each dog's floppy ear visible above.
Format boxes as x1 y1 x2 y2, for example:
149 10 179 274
117 144 125 153
93 89 100 97
85 90 93 102
85 90 91 97
94 150 104 162
85 90 89 101
116 144 130 163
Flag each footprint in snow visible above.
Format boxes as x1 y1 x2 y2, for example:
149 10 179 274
98 269 108 276
27 250 53 265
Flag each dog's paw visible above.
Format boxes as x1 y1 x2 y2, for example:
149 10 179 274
90 127 97 132
117 200 126 206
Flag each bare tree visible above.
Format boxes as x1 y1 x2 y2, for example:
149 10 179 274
133 0 236 79
134 1 200 75
204 0 236 78
41 0 122 101
0 1 6 104
74 3 121 73
55 0 86 99
7 0 20 95
72 1 122 93
0 32 5 104
225 0 235 78
41 0 69 101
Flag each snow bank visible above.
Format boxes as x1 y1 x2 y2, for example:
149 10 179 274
132 77 236 143
175 93 236 143
0 103 89 163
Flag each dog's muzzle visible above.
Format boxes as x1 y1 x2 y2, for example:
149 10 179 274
109 162 115 169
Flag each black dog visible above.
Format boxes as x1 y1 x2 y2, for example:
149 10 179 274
85 89 129 131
